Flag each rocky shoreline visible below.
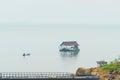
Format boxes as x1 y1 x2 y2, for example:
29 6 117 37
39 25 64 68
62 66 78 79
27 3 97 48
76 67 120 80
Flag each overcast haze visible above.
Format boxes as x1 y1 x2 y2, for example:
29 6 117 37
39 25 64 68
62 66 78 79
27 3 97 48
0 0 120 72
0 0 120 27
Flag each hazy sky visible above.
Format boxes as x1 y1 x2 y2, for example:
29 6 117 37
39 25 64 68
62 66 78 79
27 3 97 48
0 0 120 72
0 0 120 27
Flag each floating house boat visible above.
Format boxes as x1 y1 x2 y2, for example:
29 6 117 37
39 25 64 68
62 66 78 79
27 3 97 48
59 41 80 51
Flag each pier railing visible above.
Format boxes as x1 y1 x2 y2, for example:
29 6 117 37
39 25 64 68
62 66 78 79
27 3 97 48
0 72 73 79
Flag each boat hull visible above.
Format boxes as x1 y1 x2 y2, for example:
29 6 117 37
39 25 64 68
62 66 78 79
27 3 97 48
59 48 80 52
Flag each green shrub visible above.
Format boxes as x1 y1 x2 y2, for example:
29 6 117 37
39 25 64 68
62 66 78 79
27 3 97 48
102 62 120 73
101 56 120 73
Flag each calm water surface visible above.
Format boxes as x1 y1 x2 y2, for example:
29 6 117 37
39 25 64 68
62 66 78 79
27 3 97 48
0 27 120 73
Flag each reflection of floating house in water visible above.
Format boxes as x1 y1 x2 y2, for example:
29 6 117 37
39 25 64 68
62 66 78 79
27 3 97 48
59 41 80 51
60 50 79 57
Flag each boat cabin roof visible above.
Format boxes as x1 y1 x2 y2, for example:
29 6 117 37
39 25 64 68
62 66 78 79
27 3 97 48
60 41 79 46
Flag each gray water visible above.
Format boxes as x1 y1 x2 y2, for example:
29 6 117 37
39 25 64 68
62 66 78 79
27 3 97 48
0 26 120 73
